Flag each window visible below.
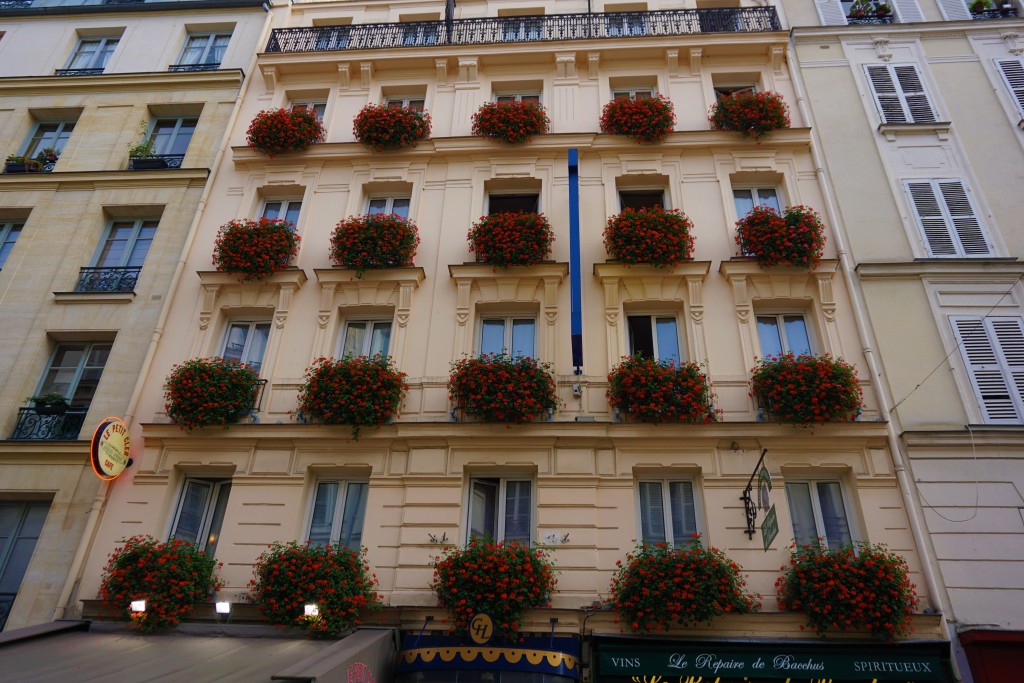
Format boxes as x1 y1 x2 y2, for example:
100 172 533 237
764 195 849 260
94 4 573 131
64 37 119 72
221 321 270 374
501 16 543 41
339 319 392 358
314 25 350 51
93 219 157 269
481 316 535 357
307 480 368 547
291 100 327 120
638 480 698 545
488 194 538 214
996 59 1024 118
0 501 50 631
23 121 75 160
619 190 664 210
733 187 781 218
384 96 425 111
785 480 852 550
367 196 410 219
263 200 302 226
170 479 231 556
612 89 653 101
904 179 992 257
401 24 438 46
496 93 541 104
0 221 23 270
147 118 198 157
607 12 647 36
950 316 1024 423
757 314 812 357
36 342 112 408
175 32 230 69
714 84 755 100
627 315 680 363
468 478 531 543
865 64 937 124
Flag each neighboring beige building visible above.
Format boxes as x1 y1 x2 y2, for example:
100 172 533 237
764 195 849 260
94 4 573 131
783 0 1024 681
0 0 270 631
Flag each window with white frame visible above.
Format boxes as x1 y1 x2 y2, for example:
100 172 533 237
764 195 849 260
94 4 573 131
612 88 653 101
950 316 1024 423
175 32 230 69
367 196 410 219
221 321 270 374
480 316 535 357
170 478 231 556
291 100 327 120
757 314 813 357
467 477 532 543
384 95 425 111
713 84 756 100
23 121 76 160
146 117 198 157
605 4 647 37
627 315 681 363
638 480 699 545
64 36 119 72
733 187 781 219
488 193 538 214
339 319 392 358
307 480 368 547
36 341 112 408
865 64 937 124
501 15 543 41
619 189 665 210
92 219 157 269
904 179 992 257
0 221 23 270
785 479 853 549
496 93 541 104
995 59 1024 118
262 199 302 226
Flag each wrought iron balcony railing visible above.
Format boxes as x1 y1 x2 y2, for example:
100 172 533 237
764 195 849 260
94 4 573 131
846 13 895 23
75 266 142 293
168 63 221 72
129 154 184 170
10 407 87 440
266 7 782 54
0 0 32 8
972 6 1019 16
54 68 105 76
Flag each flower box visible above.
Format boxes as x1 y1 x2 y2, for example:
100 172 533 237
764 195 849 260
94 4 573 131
432 537 556 639
735 204 826 270
609 539 759 633
608 355 716 423
129 156 169 170
776 541 920 641
599 94 676 143
213 217 300 281
246 108 325 156
164 357 261 431
468 212 553 268
3 161 41 173
471 100 550 144
603 206 695 267
709 90 790 139
749 353 863 425
448 353 559 423
330 213 420 276
353 103 431 152
297 355 408 439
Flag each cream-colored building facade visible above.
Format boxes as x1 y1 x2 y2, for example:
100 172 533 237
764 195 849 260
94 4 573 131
0 0 270 631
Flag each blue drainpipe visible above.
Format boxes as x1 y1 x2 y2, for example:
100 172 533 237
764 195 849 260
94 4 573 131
568 149 583 375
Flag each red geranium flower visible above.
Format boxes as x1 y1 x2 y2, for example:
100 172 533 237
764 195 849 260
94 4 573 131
604 206 695 267
735 204 825 269
472 100 550 144
353 103 431 152
246 108 325 156
599 94 676 143
213 217 300 281
709 90 790 139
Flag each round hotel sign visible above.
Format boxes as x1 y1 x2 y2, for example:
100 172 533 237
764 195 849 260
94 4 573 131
91 417 130 480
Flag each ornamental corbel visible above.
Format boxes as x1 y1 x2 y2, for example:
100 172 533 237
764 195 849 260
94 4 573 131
665 49 679 77
770 46 785 74
436 58 450 83
338 63 350 90
260 65 277 93
872 37 893 62
360 62 373 89
689 48 702 76
587 52 601 80
458 56 478 83
1002 31 1023 56
555 52 577 79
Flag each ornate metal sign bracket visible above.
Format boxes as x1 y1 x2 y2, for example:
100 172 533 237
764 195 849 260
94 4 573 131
740 448 768 539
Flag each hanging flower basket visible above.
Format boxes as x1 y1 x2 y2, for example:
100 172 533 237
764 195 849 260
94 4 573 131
608 355 716 424
330 213 420 276
599 94 676 144
248 541 381 638
246 108 325 156
609 539 760 633
468 212 554 268
750 353 863 425
709 91 790 139
212 217 300 281
735 205 826 269
449 353 560 423
164 357 261 431
353 103 431 152
297 355 408 439
471 100 550 144
603 207 695 267
99 535 223 633
432 537 556 639
776 541 920 641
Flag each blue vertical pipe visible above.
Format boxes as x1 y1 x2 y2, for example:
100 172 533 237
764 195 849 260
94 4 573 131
568 149 583 374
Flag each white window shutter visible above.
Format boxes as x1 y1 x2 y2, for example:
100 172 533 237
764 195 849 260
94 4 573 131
905 179 991 257
891 0 925 22
866 65 908 123
814 0 849 25
996 59 1024 117
893 65 937 122
989 318 1024 419
937 181 991 255
867 64 937 123
906 181 957 255
936 0 972 20
951 317 1024 423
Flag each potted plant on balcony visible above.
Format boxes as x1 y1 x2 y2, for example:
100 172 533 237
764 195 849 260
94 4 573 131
609 538 760 633
735 204 826 270
27 392 69 415
599 94 676 144
970 0 993 12
213 217 300 282
848 0 871 17
330 212 420 277
749 353 863 425
608 355 717 424
709 90 791 139
776 541 919 641
448 353 560 423
603 206 695 267
128 120 166 170
297 355 408 439
4 154 42 173
471 100 550 144
353 103 431 152
875 2 893 16
164 357 261 431
246 107 326 157
468 211 554 268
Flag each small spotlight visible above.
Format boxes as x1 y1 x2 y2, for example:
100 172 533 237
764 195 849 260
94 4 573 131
215 601 231 615
130 600 146 613
304 604 319 617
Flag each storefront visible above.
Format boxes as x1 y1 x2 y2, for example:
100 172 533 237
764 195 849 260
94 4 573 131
396 633 581 683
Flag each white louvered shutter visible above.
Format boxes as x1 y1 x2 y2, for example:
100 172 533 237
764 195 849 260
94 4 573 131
814 0 849 25
866 64 936 123
996 59 1024 117
951 317 1024 423
891 0 925 22
936 0 973 19
894 65 937 122
938 180 990 255
905 180 991 257
867 65 908 123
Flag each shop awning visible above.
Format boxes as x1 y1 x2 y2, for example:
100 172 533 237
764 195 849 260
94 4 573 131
397 633 581 681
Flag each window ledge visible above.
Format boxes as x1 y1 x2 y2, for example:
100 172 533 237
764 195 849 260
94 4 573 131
314 266 425 288
53 290 135 304
594 261 711 281
196 268 307 288
877 121 952 142
449 262 569 282
719 258 838 279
